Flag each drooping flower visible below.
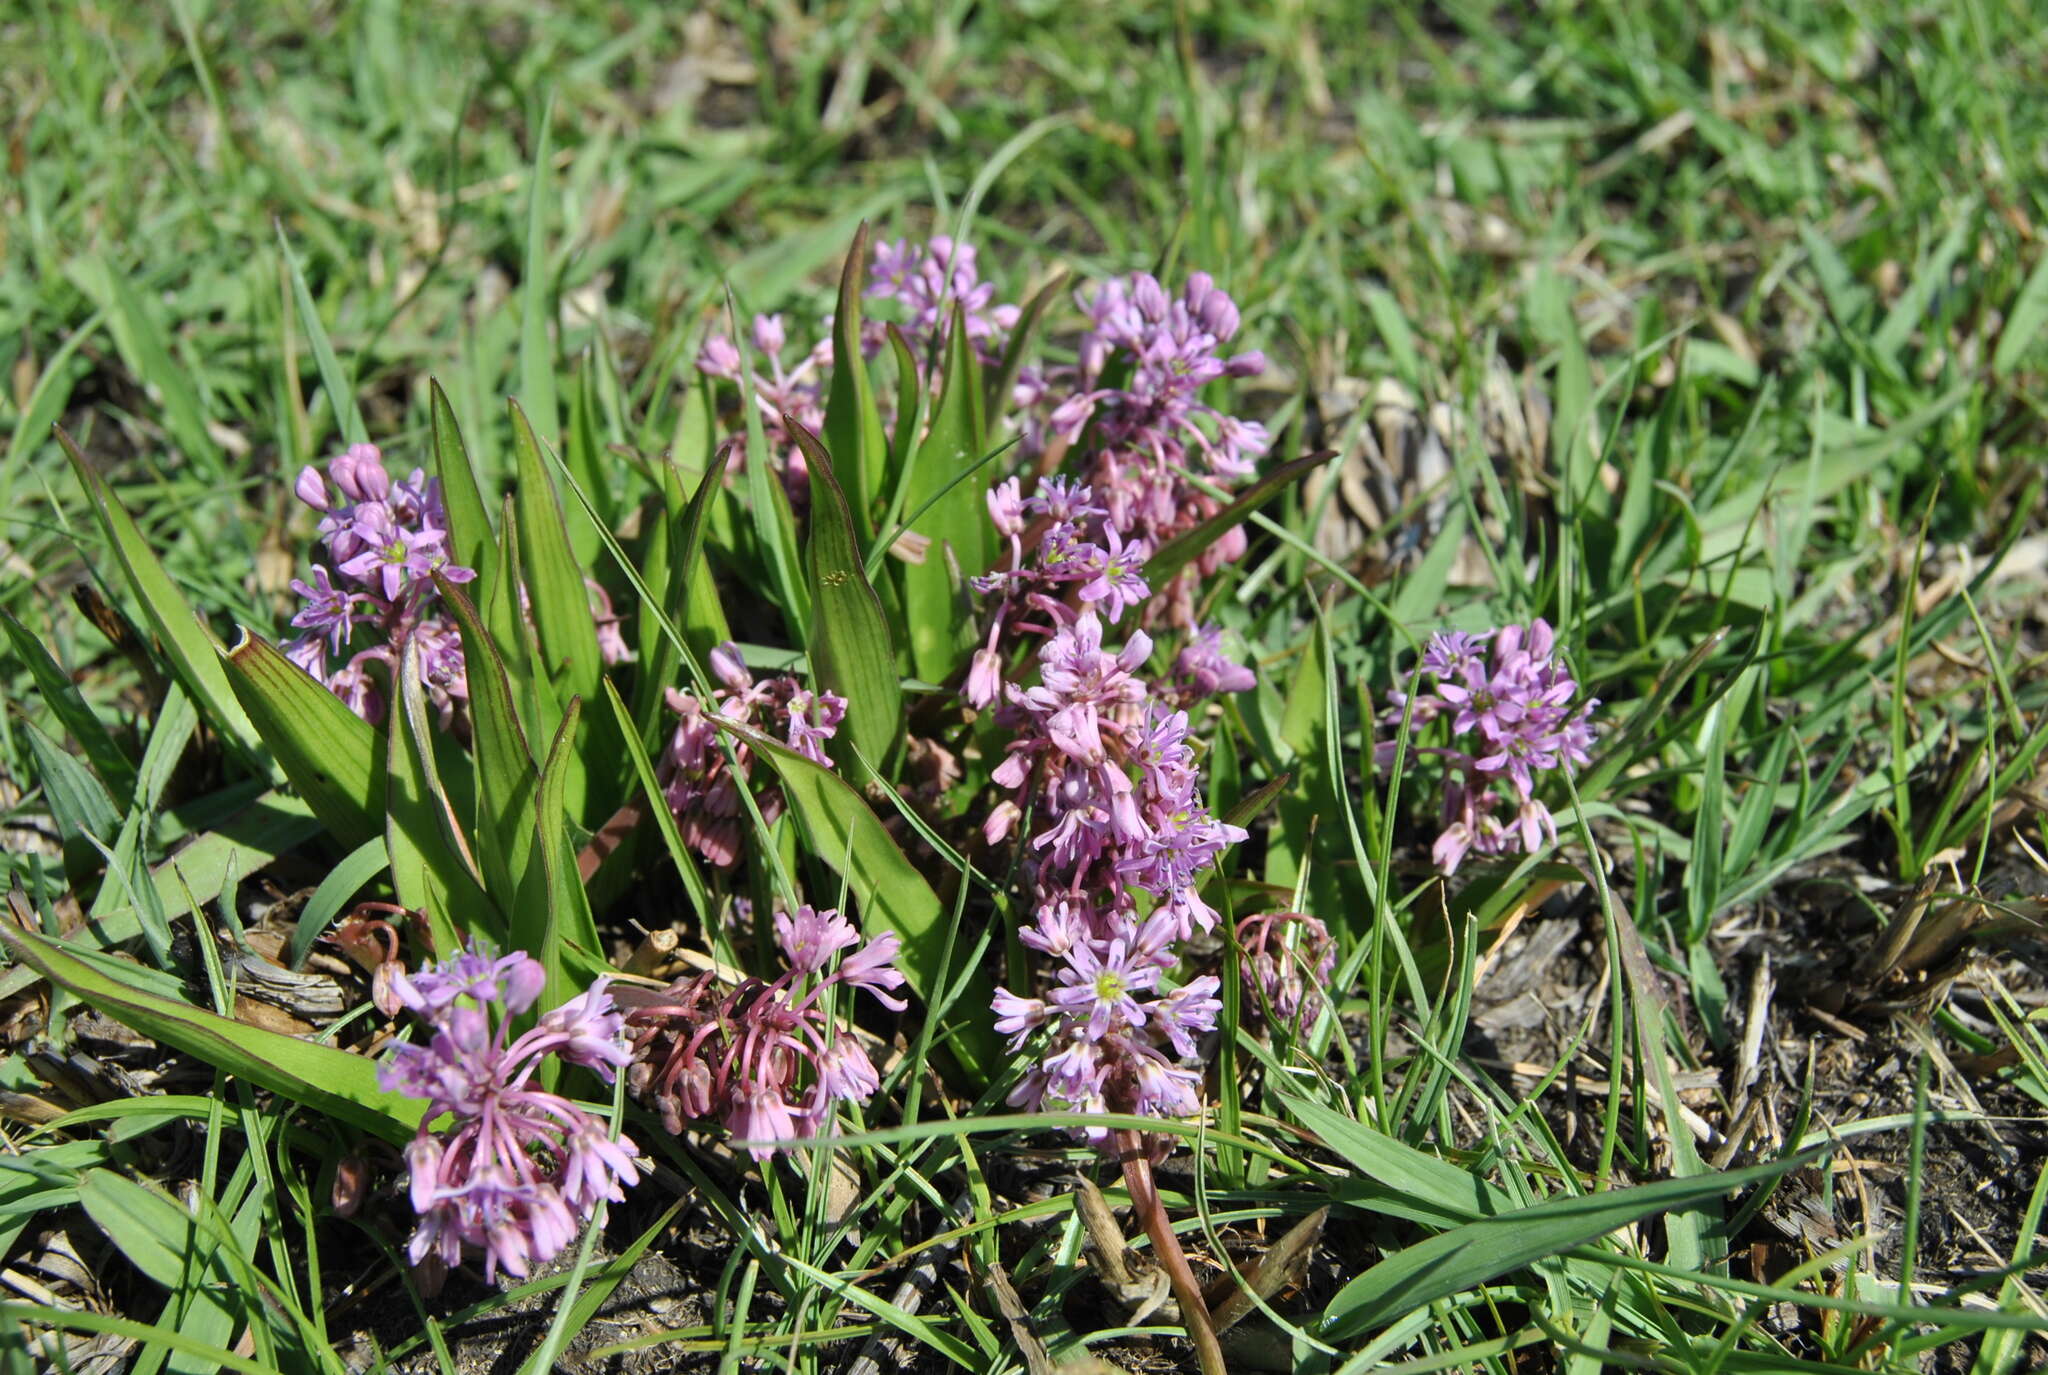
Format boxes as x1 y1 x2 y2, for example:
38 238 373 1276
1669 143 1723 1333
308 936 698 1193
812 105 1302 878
1236 911 1337 1037
379 946 641 1294
623 904 903 1158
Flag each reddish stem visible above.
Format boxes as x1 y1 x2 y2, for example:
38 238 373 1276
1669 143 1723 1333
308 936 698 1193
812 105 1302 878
1116 1129 1226 1375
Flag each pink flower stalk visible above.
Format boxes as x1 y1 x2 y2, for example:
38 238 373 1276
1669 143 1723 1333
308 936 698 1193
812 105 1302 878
286 443 475 730
655 642 848 869
622 905 904 1157
1381 621 1599 874
1235 911 1336 1037
378 946 641 1294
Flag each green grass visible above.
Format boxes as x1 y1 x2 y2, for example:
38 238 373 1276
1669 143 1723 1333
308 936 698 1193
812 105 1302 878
5 2 2048 1372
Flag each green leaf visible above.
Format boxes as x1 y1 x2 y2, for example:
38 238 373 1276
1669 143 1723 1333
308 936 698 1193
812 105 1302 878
57 428 266 772
286 835 388 970
823 221 888 524
0 923 420 1144
713 718 998 1078
664 451 733 667
601 679 711 924
1279 1089 1517 1224
274 224 368 446
1145 451 1335 586
20 717 120 850
734 299 812 640
222 633 384 850
1993 244 2048 376
900 302 996 682
76 1169 244 1373
435 577 540 913
561 355 612 567
385 640 487 956
519 94 560 459
429 379 498 577
65 256 225 481
2 606 137 799
984 271 1065 423
515 699 601 1013
485 492 557 748
1318 1147 1824 1339
788 419 901 780
1873 201 1976 359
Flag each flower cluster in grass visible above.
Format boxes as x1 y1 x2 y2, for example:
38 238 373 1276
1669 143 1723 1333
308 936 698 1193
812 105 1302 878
378 946 641 1293
1236 910 1337 1038
657 642 849 869
1382 620 1599 873
287 443 631 729
622 905 905 1157
968 270 1271 1148
286 443 475 728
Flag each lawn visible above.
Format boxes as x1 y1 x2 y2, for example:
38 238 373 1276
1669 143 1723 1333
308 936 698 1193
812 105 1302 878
3 2 2046 1371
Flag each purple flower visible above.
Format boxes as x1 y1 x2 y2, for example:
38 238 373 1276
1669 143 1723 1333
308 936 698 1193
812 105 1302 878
379 946 641 1293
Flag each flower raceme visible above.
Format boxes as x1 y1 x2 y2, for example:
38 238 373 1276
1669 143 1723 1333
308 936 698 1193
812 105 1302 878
622 905 905 1158
1383 620 1599 874
656 643 848 869
377 947 642 1293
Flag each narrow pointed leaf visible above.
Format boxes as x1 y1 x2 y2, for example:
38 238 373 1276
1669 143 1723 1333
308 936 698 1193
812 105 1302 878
560 353 608 567
823 221 888 522
984 270 1066 422
1318 1146 1825 1339
0 923 420 1143
222 633 383 849
515 699 601 1013
519 95 560 455
429 379 497 576
1145 451 1335 585
734 300 811 639
485 493 557 747
2 607 137 799
275 224 368 446
58 429 265 770
788 419 901 779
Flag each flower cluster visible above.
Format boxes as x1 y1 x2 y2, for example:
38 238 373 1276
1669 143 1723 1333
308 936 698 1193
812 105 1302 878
1382 620 1599 873
866 235 1020 368
980 605 1244 1142
1046 271 1271 627
286 443 475 728
1235 911 1336 1038
378 947 641 1293
657 643 848 869
623 905 904 1157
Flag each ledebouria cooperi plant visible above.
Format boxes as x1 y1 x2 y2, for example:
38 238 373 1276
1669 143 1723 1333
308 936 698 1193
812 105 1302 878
1383 620 1600 873
656 642 848 869
622 904 905 1157
378 947 642 1293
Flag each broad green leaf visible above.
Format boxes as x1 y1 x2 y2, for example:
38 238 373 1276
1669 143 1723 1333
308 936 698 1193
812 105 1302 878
714 718 998 1079
0 792 319 1001
485 493 557 748
789 420 901 780
435 577 540 913
76 1169 243 1373
514 700 601 1014
429 379 498 576
385 640 486 956
562 355 613 567
900 302 996 682
275 225 368 446
664 451 733 668
0 923 420 1143
882 323 924 532
222 633 384 850
57 429 265 771
1278 622 1330 764
1278 1089 1516 1223
1318 1147 1824 1339
1146 451 1334 586
21 717 119 851
2 606 136 799
823 221 888 524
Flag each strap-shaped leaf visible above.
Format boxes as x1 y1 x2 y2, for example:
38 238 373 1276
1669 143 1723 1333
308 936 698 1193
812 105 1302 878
514 699 603 1015
429 378 498 576
58 428 265 771
0 922 420 1144
385 639 486 956
899 303 997 682
823 221 889 524
788 419 901 781
712 717 998 1079
435 576 540 913
2 606 137 799
222 632 384 850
